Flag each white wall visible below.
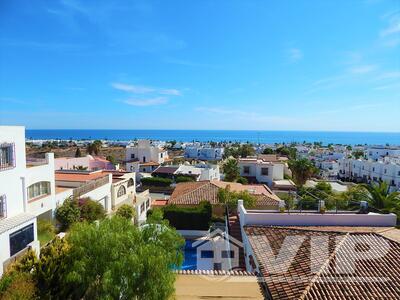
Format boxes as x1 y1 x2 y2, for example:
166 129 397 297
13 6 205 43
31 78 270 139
0 126 26 218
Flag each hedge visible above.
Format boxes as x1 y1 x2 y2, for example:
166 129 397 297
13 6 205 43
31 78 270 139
141 177 173 187
162 201 212 230
175 175 196 183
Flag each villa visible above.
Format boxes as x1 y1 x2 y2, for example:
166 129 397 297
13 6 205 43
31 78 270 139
236 200 399 299
184 144 225 161
168 180 281 213
152 162 220 181
125 140 170 174
238 154 295 191
0 126 53 276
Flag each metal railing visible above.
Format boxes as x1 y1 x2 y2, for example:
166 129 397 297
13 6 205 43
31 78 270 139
73 176 110 197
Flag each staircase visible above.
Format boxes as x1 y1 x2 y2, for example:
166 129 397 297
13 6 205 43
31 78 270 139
228 214 246 270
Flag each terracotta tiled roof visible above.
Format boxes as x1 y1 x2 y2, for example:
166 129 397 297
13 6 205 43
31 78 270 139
140 161 160 167
169 180 280 207
244 226 400 300
152 166 179 175
55 171 107 182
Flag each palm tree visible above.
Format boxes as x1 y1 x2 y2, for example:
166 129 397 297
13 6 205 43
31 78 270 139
360 181 400 211
223 158 240 182
288 158 316 186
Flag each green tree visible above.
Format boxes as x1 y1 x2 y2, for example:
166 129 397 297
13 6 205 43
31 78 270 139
217 186 256 214
87 140 102 155
262 147 275 155
352 150 365 159
65 216 184 299
360 181 400 211
239 144 255 158
236 176 248 184
79 198 106 222
223 158 240 182
55 197 81 231
75 147 82 158
288 158 317 186
106 155 116 165
116 204 136 220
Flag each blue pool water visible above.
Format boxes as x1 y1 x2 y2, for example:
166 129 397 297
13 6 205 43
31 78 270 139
179 240 197 270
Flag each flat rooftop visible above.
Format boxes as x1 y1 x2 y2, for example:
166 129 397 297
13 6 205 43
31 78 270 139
174 275 264 300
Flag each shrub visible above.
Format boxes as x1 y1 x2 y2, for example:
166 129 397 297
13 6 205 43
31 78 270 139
175 175 195 183
162 201 212 230
116 204 135 219
0 272 37 300
37 219 56 245
79 198 106 222
141 177 173 187
236 177 248 184
55 197 80 231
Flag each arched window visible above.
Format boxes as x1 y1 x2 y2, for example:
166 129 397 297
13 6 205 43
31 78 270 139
117 185 126 197
27 181 51 200
127 178 134 187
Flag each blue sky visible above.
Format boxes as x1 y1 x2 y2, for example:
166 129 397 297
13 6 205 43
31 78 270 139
0 0 399 131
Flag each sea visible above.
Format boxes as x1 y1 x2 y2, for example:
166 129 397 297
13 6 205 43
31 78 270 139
25 130 400 146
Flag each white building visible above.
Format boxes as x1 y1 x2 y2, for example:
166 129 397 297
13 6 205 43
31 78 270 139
0 126 55 276
125 140 169 173
184 145 224 161
238 155 289 187
338 157 400 191
152 162 220 181
366 146 400 161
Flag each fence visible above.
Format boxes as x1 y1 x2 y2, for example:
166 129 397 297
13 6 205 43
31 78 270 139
73 176 110 197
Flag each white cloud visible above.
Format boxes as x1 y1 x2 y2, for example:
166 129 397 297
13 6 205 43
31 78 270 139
348 64 377 74
288 48 303 62
111 82 182 96
111 83 155 94
124 97 168 106
159 89 181 96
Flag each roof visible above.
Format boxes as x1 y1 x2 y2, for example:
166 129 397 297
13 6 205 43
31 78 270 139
152 199 169 206
174 274 264 300
0 213 36 234
244 226 400 300
140 161 160 167
55 171 108 182
169 180 280 207
152 166 179 175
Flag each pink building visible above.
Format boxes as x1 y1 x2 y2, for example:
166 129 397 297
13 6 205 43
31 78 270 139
55 155 116 171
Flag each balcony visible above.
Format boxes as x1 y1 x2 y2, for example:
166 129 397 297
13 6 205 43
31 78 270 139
73 175 110 198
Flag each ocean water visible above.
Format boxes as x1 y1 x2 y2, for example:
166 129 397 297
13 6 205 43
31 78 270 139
25 129 400 145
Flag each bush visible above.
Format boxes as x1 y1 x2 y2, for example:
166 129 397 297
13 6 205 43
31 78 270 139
175 175 195 183
236 177 248 184
55 197 80 231
37 219 56 245
162 201 212 230
141 177 173 187
116 204 135 219
79 198 106 222
0 272 37 300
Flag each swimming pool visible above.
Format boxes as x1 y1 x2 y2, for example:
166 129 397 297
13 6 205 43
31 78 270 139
180 240 197 270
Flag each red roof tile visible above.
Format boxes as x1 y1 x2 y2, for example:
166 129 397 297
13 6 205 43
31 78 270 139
244 226 400 300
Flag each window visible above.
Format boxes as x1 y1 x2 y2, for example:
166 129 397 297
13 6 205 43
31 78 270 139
243 166 250 174
261 168 269 176
372 167 375 172
0 194 6 218
384 169 387 174
131 154 135 159
160 153 163 158
143 156 146 163
9 223 34 256
146 199 150 209
117 185 126 197
201 250 214 258
398 171 400 176
127 178 134 187
0 143 15 170
140 203 145 214
27 181 50 200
